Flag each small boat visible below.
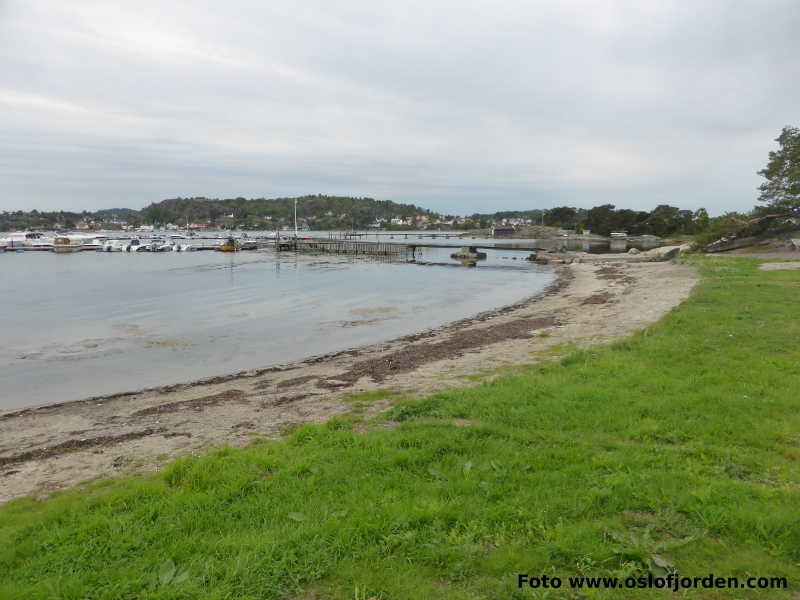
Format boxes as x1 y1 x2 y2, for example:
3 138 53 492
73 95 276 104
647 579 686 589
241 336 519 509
124 238 146 252
53 236 81 253
103 239 125 252
217 236 240 252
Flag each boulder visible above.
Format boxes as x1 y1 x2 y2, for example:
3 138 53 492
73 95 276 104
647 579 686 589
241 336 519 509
450 246 487 260
627 247 641 255
643 245 688 260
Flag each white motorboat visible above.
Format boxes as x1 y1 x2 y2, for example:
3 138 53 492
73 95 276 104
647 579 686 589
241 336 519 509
103 239 128 252
0 232 53 249
123 238 146 252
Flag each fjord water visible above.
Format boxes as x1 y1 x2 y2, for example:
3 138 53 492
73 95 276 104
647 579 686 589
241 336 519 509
1 247 554 410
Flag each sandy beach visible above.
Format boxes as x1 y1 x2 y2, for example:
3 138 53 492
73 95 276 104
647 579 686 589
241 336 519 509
0 258 698 503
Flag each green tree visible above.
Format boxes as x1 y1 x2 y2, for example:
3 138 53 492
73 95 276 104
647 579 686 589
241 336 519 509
758 126 800 214
544 206 578 228
585 204 617 236
645 205 681 237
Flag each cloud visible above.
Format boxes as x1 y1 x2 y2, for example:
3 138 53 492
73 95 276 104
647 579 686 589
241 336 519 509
1 0 798 214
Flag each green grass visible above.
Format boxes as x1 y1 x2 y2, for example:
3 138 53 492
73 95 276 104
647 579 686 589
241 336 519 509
2 258 800 599
456 363 537 383
340 388 406 405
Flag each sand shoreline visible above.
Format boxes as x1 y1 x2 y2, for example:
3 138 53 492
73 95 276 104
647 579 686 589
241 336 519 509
0 259 698 503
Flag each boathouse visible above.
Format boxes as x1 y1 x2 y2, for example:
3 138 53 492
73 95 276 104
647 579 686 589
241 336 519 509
491 225 515 237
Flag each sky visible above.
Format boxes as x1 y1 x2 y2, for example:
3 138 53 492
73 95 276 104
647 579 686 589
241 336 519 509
1 1 798 215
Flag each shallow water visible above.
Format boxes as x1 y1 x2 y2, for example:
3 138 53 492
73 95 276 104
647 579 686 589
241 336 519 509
1 246 554 410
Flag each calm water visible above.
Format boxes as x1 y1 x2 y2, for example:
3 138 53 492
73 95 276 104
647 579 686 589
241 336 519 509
1 246 554 410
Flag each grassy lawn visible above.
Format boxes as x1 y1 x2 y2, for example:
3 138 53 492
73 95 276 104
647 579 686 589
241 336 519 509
2 257 800 599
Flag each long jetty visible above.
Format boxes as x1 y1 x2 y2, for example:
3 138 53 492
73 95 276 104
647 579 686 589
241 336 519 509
276 235 548 259
276 237 413 258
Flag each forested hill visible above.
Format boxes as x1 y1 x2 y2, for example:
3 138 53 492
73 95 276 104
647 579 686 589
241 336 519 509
0 195 437 231
140 195 435 229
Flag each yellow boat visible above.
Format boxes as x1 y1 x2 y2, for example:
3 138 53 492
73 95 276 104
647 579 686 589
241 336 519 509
53 236 80 253
217 236 240 252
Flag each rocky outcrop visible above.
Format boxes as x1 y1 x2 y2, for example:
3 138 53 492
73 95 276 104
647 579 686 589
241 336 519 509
703 235 759 253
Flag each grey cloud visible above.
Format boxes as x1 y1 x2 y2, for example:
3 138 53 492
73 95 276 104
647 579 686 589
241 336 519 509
1 0 798 214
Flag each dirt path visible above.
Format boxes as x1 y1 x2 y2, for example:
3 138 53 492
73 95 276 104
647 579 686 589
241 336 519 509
0 260 698 503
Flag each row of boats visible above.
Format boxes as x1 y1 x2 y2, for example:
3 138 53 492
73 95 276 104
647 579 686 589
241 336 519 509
0 232 293 253
94 236 256 253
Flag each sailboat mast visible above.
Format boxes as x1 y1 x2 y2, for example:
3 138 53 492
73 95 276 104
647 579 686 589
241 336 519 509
294 199 298 238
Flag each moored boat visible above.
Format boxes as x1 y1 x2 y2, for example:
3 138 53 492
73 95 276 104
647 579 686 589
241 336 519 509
217 236 240 252
53 236 81 253
1 232 52 250
123 238 146 252
103 239 125 252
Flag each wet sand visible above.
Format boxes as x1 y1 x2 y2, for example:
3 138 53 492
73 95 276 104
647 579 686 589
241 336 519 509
0 259 698 503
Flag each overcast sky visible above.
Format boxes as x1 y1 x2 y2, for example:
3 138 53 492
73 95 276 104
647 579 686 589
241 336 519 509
1 1 798 215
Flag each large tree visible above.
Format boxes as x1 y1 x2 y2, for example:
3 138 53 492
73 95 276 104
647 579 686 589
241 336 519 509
757 126 800 215
585 204 618 236
544 206 578 228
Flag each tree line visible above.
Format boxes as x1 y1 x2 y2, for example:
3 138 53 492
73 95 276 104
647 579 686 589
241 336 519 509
140 194 435 229
0 196 434 231
470 205 710 237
